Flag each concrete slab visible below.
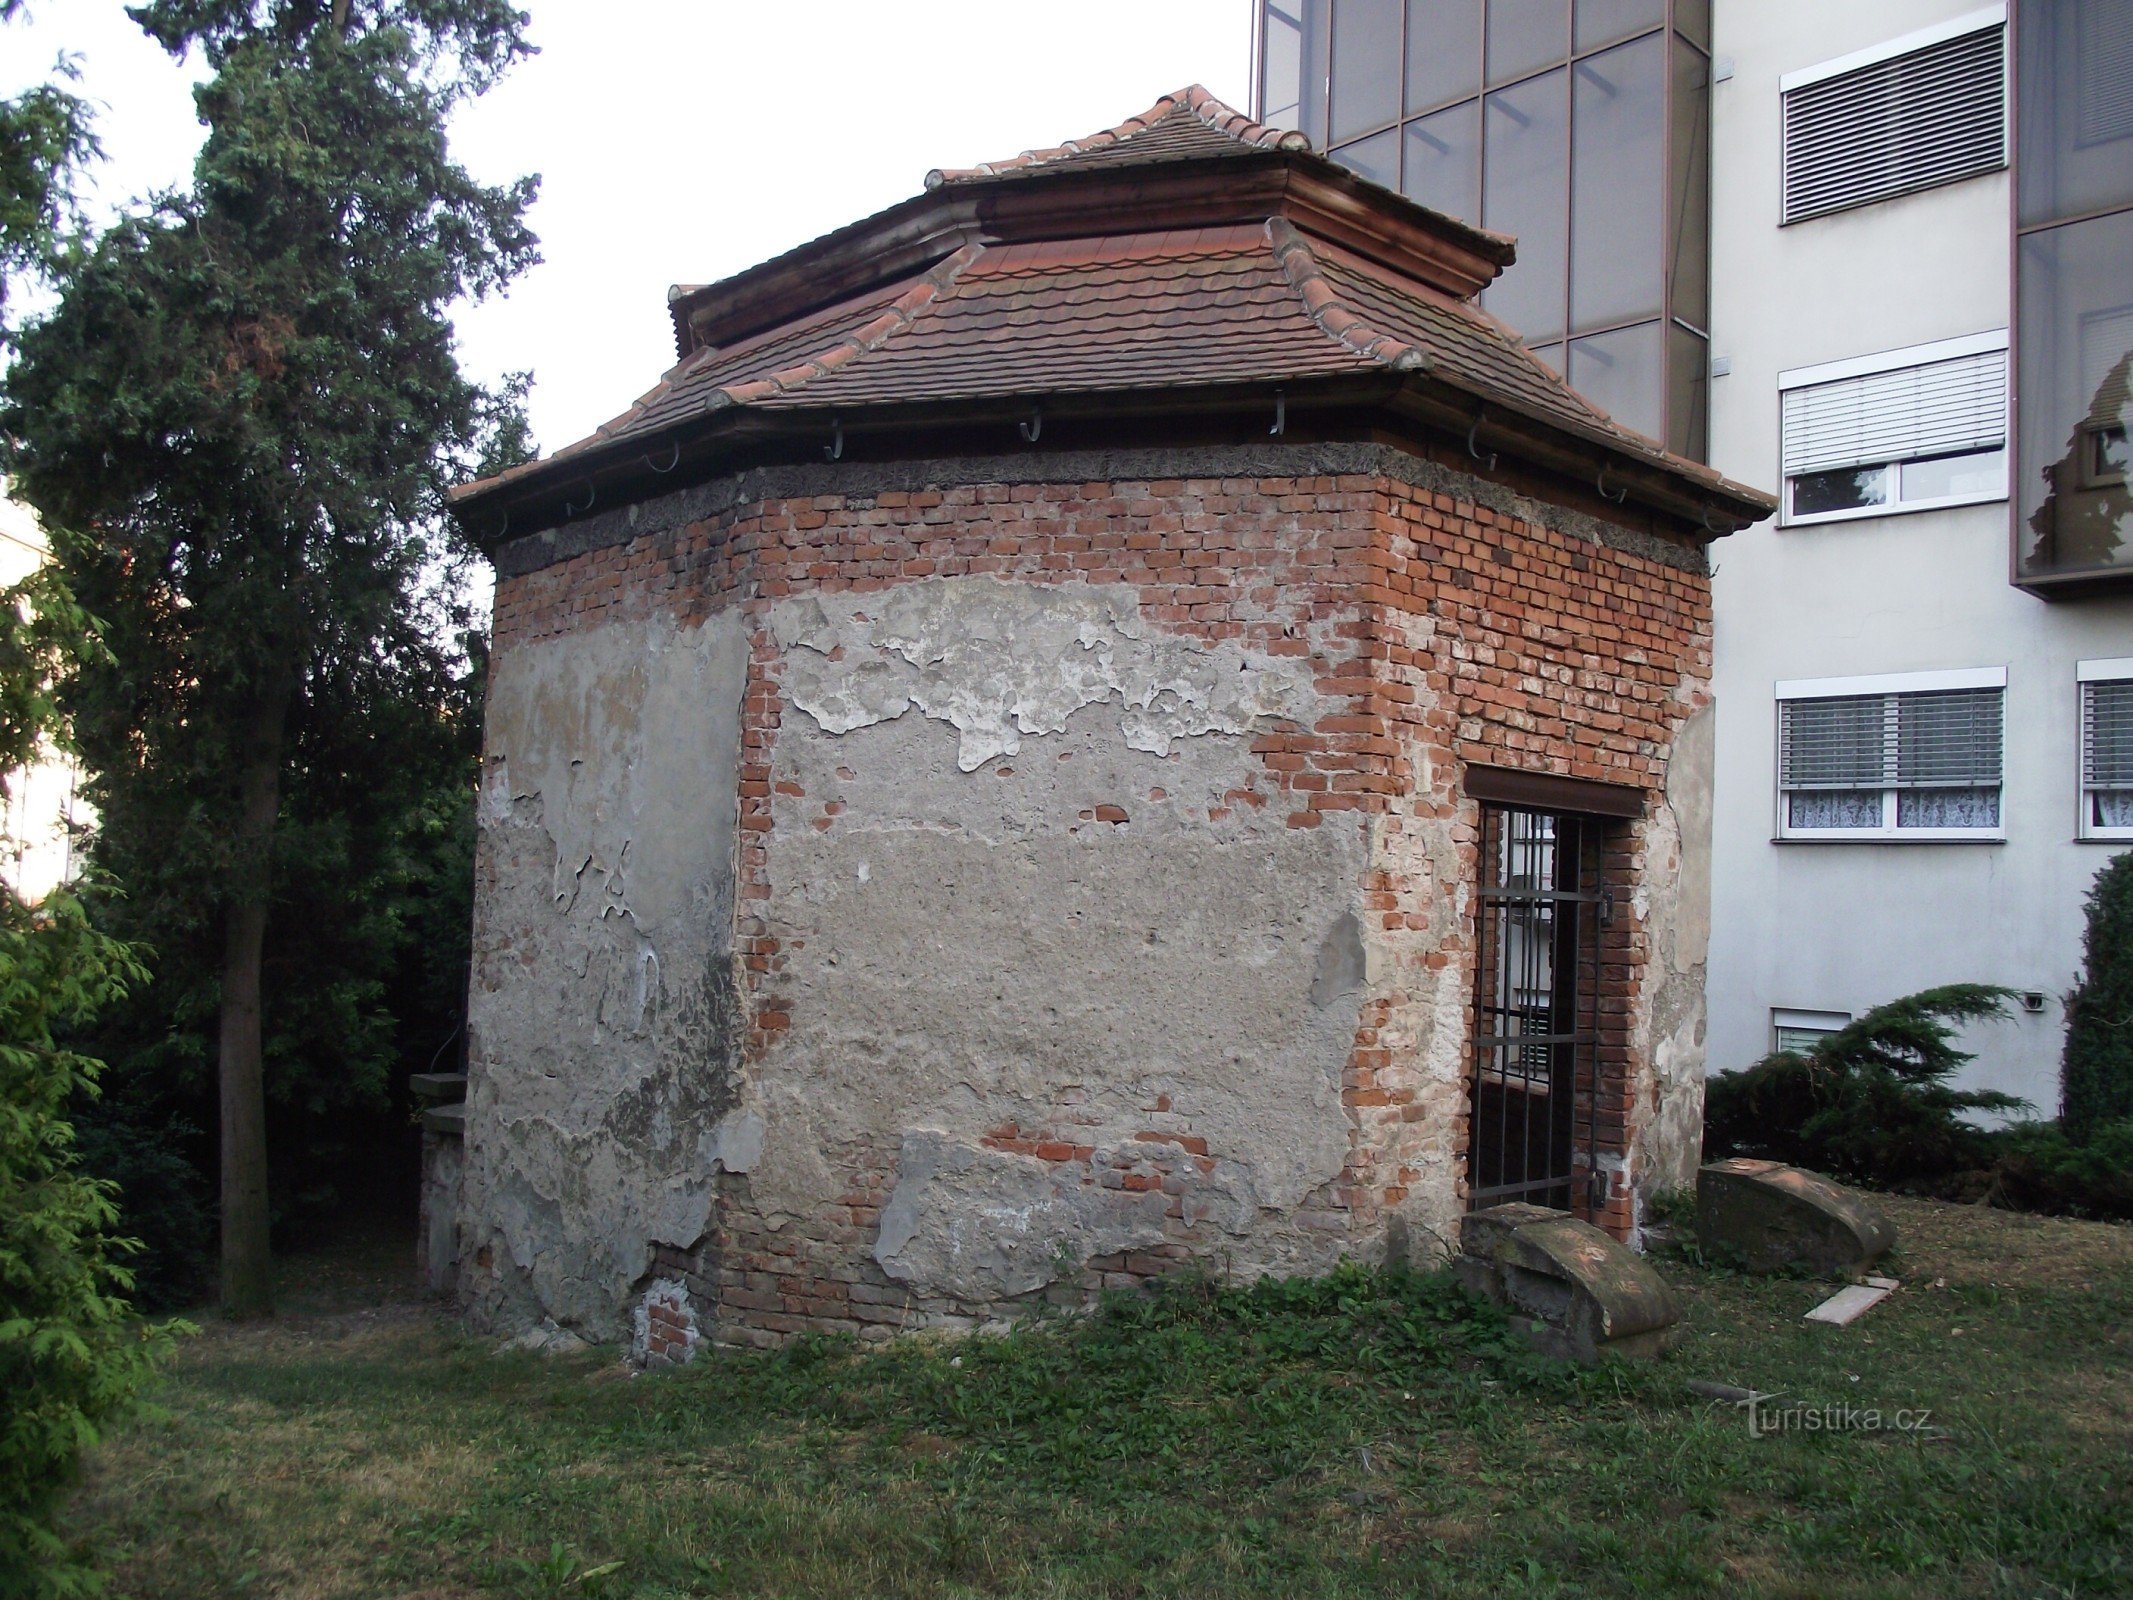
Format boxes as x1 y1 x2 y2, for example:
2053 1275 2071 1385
1804 1282 1894 1326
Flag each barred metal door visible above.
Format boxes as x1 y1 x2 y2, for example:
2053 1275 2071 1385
1467 805 1604 1212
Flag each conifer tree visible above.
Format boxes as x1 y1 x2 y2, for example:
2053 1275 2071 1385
1 0 537 1315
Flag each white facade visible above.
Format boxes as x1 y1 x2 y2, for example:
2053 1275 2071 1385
1705 0 2133 1113
0 496 82 902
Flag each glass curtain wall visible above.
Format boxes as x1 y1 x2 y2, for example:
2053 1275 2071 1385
1256 0 1712 460
2013 0 2133 591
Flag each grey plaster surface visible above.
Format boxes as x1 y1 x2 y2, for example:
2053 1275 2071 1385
459 611 755 1337
751 578 1370 1298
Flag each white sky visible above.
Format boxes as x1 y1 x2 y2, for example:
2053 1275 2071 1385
2 0 1252 456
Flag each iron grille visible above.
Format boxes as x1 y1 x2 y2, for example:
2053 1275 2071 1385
1467 805 1604 1213
1782 22 2005 225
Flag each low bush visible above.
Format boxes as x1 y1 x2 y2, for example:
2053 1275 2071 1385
1703 984 2022 1186
1966 1118 2133 1221
0 889 177 1598
1707 983 2133 1220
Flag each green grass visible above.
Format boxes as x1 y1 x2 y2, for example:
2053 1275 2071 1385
63 1197 2133 1599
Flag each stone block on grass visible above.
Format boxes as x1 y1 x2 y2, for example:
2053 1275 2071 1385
1696 1158 1895 1278
1454 1203 1685 1363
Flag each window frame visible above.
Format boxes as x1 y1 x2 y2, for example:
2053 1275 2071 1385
1777 331 2011 528
1774 666 2009 843
1772 1008 1851 1056
1778 5 2009 227
2078 657 2133 842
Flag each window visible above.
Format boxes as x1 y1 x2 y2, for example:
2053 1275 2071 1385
2013 0 2133 590
1779 333 2009 525
1260 0 1328 140
1780 8 2007 226
1776 668 2006 840
1772 1008 1850 1056
1254 0 1714 460
2080 659 2133 840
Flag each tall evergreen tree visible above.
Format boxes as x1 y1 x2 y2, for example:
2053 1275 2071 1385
0 20 175 1591
0 0 97 345
0 0 536 1315
2062 851 2133 1142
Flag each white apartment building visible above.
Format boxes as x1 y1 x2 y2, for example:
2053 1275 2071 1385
1705 1 2132 1113
1257 0 2131 1119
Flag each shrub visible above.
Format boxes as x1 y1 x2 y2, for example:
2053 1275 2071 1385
2061 850 2133 1143
1975 1118 2133 1221
0 890 176 1598
1703 984 2022 1186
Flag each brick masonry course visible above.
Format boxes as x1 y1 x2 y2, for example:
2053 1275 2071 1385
454 442 1713 1350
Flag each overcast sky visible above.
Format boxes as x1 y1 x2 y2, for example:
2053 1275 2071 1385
3 1 1252 456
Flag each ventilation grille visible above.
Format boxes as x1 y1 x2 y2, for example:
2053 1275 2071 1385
1781 348 2007 477
1782 23 2006 225
2086 679 2133 790
1780 688 2004 789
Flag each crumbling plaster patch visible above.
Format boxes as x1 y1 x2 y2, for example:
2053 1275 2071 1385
752 578 1372 1299
460 611 757 1338
1351 609 1476 1257
772 578 1323 771
1627 695 1715 1219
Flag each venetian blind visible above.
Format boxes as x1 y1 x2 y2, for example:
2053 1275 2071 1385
1780 688 2004 789
2085 678 2133 791
1783 22 2006 224
1780 349 2008 477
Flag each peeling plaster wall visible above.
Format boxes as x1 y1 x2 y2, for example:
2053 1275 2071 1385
462 450 1720 1346
746 578 1369 1310
1625 695 1715 1220
459 611 754 1338
1349 602 1479 1262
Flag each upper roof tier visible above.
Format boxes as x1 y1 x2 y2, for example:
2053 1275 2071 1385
452 88 1772 539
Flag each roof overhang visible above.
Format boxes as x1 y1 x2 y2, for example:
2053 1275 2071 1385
451 369 1772 555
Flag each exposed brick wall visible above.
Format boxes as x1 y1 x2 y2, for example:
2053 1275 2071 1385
1348 477 1713 1242
484 458 1711 1346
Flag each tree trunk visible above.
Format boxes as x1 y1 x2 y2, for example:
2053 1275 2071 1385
218 672 293 1319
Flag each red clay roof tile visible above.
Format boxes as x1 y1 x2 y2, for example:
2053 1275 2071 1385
923 86 1307 187
453 86 1772 525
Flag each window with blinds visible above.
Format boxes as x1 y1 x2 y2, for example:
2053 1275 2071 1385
1773 1008 1851 1057
2080 670 2133 839
1782 19 2006 225
1779 337 2009 524
1777 679 2005 837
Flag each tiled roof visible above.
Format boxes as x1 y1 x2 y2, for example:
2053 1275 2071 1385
924 86 1308 185
455 87 1771 525
510 220 1691 486
752 227 1372 408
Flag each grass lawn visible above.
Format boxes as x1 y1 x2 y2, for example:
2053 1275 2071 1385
63 1197 2133 1599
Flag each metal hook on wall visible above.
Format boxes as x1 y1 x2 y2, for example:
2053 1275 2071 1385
1019 405 1043 444
1270 388 1287 437
1596 464 1629 504
646 437 681 474
486 506 511 544
1701 504 1727 535
1465 413 1498 472
824 418 843 461
563 480 597 519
